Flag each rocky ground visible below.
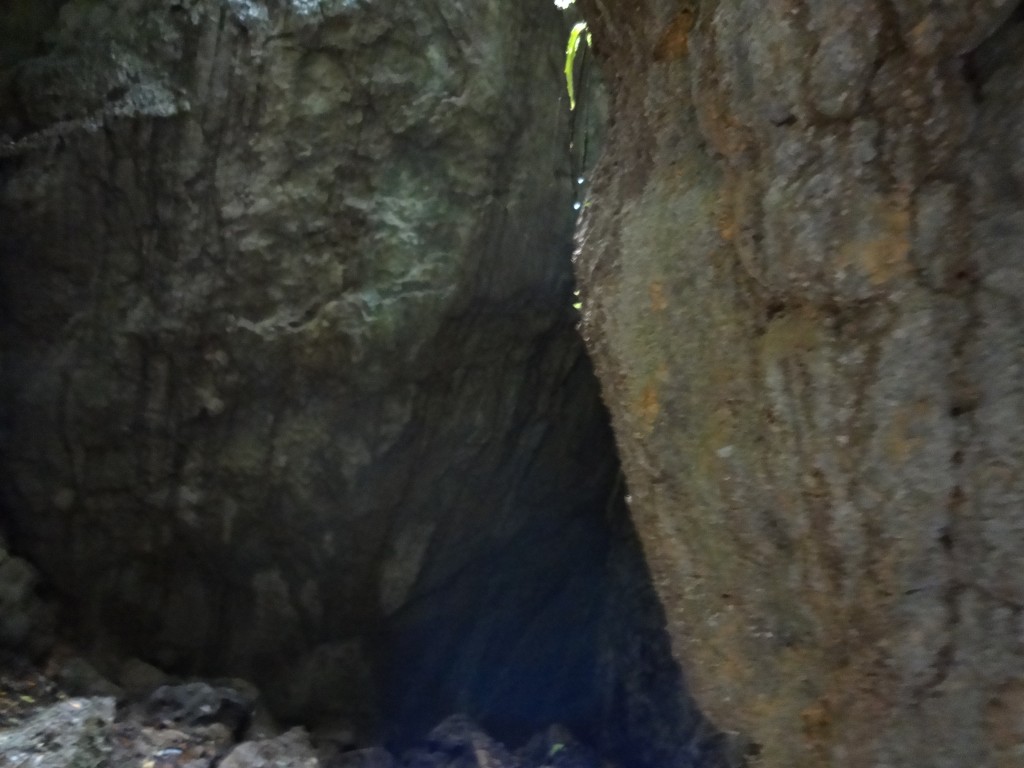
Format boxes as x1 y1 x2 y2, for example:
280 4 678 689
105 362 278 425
0 536 614 768
0 652 612 768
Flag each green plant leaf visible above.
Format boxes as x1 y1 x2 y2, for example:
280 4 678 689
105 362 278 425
565 21 589 111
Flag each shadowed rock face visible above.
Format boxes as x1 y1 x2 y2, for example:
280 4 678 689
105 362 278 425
575 0 1024 765
0 0 712 756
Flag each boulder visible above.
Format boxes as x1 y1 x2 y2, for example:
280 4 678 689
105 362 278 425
219 728 320 768
145 681 255 736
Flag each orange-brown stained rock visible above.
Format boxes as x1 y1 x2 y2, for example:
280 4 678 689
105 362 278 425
988 681 1024 768
653 9 694 61
648 281 668 311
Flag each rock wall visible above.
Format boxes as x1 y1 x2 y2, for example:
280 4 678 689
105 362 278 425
0 0 705 757
574 0 1024 765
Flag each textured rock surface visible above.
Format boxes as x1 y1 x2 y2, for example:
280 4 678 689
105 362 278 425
575 0 1024 765
220 728 319 768
0 674 712 768
0 0 688 754
0 697 115 768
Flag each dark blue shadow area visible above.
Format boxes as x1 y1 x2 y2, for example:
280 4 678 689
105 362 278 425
376 479 729 768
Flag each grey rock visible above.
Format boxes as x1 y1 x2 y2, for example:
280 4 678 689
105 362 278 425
146 681 255 735
219 727 320 768
0 697 115 768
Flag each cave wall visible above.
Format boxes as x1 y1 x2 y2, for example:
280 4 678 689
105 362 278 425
0 0 692 753
574 0 1024 765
